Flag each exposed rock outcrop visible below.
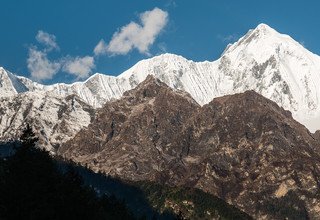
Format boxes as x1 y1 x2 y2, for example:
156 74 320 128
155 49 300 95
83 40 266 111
61 76 320 219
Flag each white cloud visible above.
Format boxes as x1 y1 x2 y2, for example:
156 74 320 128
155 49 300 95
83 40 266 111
36 30 59 51
28 31 61 81
93 39 108 56
27 47 61 81
94 7 168 56
63 56 95 79
28 30 96 81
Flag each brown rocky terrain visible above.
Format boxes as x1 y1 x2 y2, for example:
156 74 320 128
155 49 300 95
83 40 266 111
59 75 320 219
59 76 200 181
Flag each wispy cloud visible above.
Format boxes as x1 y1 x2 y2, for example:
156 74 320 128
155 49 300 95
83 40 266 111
165 0 177 8
217 34 239 43
28 31 61 81
27 47 61 81
157 42 168 53
63 56 95 79
94 7 168 56
36 30 59 51
93 39 108 56
28 31 96 81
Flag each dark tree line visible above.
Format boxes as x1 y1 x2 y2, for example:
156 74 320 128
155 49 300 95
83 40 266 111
0 125 135 220
0 124 253 220
139 182 252 220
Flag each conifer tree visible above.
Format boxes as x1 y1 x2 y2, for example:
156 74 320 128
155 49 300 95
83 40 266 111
19 123 38 148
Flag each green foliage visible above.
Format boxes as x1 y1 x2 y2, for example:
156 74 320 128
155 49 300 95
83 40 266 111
0 126 135 220
138 182 252 220
262 190 309 220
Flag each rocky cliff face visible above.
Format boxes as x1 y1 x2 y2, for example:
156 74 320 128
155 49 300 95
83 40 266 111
184 91 320 219
59 75 200 173
60 76 320 219
0 92 94 151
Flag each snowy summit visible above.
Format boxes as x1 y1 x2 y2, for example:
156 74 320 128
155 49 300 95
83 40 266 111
1 24 320 152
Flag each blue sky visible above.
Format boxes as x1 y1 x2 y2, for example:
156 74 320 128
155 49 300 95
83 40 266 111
1 0 320 84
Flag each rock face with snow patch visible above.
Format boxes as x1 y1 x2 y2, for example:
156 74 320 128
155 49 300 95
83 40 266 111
0 91 94 151
0 67 29 96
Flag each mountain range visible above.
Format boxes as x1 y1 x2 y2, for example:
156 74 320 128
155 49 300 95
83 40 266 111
1 23 320 218
1 23 320 151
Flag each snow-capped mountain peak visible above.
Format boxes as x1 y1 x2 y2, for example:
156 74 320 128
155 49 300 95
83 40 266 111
220 24 320 122
225 23 302 60
1 23 320 148
253 23 278 34
0 67 29 97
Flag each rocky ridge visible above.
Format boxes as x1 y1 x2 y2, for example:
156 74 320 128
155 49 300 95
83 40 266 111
2 23 320 134
60 76 320 219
